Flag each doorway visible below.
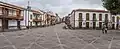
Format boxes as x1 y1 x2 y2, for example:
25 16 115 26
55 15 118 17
86 22 89 28
93 22 96 29
79 22 82 28
112 24 115 29
99 22 102 29
2 19 8 29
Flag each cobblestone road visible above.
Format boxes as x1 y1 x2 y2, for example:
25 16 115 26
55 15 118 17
0 23 120 49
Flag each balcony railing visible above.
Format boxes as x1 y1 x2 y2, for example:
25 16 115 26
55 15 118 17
33 18 42 22
0 14 23 20
6 15 16 19
16 16 24 20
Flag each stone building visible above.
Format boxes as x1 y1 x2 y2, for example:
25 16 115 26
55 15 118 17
111 14 120 29
0 1 24 31
69 9 112 29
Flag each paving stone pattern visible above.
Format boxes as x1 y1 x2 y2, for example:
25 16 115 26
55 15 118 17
0 23 120 49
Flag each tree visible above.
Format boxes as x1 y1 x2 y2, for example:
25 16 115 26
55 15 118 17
102 0 120 15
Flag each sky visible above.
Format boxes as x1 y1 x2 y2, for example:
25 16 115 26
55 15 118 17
0 0 105 18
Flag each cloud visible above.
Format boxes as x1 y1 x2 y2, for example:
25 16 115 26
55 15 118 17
0 0 104 17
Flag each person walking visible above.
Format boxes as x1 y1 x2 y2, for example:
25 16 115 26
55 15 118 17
102 24 105 34
102 24 107 34
104 25 108 34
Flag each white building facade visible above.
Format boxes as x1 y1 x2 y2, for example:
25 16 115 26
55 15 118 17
0 4 24 30
21 9 43 29
111 14 120 29
70 9 113 29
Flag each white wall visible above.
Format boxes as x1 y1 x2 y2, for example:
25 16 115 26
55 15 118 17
0 19 2 27
21 10 27 27
8 20 17 26
21 10 34 27
112 15 120 29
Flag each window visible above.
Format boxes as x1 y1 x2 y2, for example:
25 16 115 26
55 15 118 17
9 10 13 15
0 8 2 14
105 14 108 21
86 13 89 21
21 11 24 16
13 10 16 15
112 16 115 22
79 13 82 21
35 15 38 19
30 14 32 19
117 16 119 24
99 14 102 21
93 13 96 21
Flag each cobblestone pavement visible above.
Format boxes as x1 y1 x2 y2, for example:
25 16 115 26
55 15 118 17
0 23 120 49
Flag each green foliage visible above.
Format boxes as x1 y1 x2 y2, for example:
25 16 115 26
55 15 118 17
102 0 120 15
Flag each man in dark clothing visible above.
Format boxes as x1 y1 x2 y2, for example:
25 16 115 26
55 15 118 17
102 24 107 34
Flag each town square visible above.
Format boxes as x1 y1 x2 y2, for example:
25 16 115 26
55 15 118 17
0 24 120 49
0 0 120 49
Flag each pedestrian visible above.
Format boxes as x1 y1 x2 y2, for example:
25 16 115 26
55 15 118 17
102 24 108 34
104 26 108 34
102 24 105 34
